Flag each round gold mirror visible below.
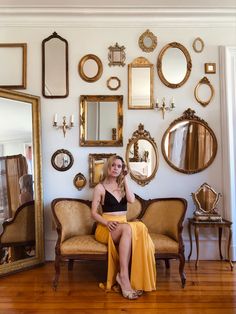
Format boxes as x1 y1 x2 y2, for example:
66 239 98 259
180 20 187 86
51 149 74 171
73 173 86 190
126 123 159 186
192 37 204 53
138 29 157 53
194 77 214 107
78 54 103 82
161 108 217 174
107 76 121 90
157 42 192 88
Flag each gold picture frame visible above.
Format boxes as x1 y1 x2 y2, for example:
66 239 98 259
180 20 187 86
108 43 126 67
204 63 216 74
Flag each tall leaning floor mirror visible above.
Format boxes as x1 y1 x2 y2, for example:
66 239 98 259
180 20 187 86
0 88 44 276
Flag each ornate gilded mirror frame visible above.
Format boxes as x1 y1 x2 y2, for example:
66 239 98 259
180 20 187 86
42 32 69 98
51 149 74 171
157 42 192 88
108 43 126 67
138 29 157 53
194 76 214 107
73 173 86 190
107 76 121 91
80 95 123 147
128 57 154 109
78 54 103 82
0 88 44 277
161 108 218 174
192 182 222 221
89 153 116 187
126 123 159 186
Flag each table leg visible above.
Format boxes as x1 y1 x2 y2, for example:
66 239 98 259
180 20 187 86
218 227 223 260
228 226 233 271
188 221 193 261
194 225 199 269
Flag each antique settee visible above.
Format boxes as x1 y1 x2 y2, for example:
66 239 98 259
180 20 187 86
51 195 187 289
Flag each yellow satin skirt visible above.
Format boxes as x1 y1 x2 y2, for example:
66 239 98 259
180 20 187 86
95 214 156 292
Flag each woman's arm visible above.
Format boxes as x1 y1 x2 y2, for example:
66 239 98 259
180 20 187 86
124 176 135 203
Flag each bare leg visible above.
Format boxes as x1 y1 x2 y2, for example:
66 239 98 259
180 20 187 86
111 223 132 291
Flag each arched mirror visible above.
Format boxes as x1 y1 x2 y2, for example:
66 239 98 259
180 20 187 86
194 77 214 107
80 95 123 146
0 88 43 276
78 54 103 82
157 42 192 88
73 173 86 190
161 108 217 174
42 32 69 98
128 57 154 109
138 29 157 53
126 123 159 186
51 149 74 171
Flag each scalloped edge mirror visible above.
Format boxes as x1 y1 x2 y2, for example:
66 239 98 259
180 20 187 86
0 88 44 277
138 29 157 53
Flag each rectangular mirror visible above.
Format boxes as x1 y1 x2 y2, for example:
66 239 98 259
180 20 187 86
89 153 116 187
128 57 154 109
0 88 44 276
0 44 27 89
80 95 123 146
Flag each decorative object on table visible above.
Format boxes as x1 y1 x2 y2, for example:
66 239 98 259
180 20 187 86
78 54 103 82
192 37 204 53
154 97 175 119
194 76 214 107
128 57 154 109
53 114 74 137
107 76 121 90
51 149 74 171
0 43 27 89
126 123 159 186
73 173 86 190
204 63 216 74
138 29 157 53
161 108 217 174
192 182 222 222
42 32 69 98
108 43 126 67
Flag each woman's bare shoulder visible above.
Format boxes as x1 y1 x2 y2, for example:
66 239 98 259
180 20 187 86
94 182 105 193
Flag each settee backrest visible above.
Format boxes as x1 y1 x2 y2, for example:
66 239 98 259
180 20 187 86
140 198 187 241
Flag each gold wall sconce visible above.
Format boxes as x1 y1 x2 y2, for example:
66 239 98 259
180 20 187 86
155 97 175 119
53 114 74 137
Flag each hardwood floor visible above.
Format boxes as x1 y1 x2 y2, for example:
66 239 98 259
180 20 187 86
0 260 235 313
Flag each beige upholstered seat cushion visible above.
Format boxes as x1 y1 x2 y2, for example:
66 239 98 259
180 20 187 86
127 198 142 221
60 235 107 255
150 233 179 254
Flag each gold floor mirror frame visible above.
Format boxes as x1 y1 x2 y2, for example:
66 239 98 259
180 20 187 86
0 88 44 277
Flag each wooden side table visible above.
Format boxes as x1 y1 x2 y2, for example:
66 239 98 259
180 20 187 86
188 218 233 270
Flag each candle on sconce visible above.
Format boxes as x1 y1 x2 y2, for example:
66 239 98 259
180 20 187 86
54 113 58 124
70 114 74 124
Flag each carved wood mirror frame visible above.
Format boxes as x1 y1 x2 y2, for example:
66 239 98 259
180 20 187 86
138 29 157 53
0 88 44 277
51 149 74 171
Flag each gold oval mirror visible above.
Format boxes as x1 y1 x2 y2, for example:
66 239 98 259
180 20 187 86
128 57 154 109
78 54 103 82
73 173 86 190
0 88 43 276
157 42 192 88
161 108 217 174
51 149 74 171
138 29 157 53
192 37 204 53
126 123 159 186
42 32 69 98
194 77 214 107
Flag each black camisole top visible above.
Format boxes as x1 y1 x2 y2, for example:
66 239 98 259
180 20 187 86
102 189 127 213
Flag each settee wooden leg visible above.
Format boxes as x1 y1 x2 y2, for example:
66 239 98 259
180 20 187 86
179 253 186 288
164 259 170 269
68 259 74 271
52 255 60 290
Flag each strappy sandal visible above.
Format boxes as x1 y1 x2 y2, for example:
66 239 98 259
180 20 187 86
116 273 138 300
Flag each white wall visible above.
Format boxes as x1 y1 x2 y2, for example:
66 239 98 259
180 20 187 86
0 8 236 261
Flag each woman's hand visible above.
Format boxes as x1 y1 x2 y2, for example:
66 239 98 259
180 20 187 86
107 221 119 231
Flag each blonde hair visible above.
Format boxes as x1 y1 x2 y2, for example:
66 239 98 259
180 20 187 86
101 155 126 196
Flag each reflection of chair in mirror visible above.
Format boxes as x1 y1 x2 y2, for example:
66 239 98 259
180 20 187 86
19 174 33 205
192 183 222 221
0 200 35 264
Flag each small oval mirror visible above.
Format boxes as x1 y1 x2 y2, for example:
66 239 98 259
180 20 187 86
138 29 157 53
78 54 103 82
51 149 74 171
73 173 86 190
192 37 204 53
194 77 214 107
